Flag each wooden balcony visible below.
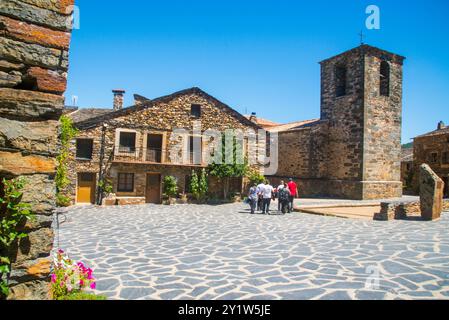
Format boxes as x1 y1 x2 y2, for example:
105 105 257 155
113 147 206 167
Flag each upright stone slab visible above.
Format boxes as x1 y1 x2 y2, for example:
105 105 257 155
419 164 444 221
0 0 73 300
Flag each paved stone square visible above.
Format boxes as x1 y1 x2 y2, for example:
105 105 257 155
55 203 449 300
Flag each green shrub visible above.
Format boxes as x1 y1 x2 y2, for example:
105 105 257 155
98 179 113 195
56 115 78 207
56 194 71 207
0 178 34 299
163 176 178 198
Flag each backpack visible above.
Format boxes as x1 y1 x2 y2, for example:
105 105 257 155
279 188 290 202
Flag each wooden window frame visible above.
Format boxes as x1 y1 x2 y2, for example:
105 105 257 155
115 128 140 157
191 104 202 118
117 173 135 192
429 152 439 164
76 138 94 160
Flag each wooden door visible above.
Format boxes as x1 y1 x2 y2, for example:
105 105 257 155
146 174 161 204
77 173 96 204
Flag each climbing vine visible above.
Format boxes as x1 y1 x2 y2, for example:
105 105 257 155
0 178 34 299
56 115 78 207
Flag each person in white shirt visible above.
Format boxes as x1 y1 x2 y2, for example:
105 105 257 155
276 180 285 212
261 181 274 214
256 182 265 212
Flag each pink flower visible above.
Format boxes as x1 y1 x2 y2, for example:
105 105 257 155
58 249 65 254
90 282 96 290
51 274 57 283
79 279 84 287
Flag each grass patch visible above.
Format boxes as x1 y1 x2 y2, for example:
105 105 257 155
58 292 107 300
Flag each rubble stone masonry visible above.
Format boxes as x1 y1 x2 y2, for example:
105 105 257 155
271 45 405 200
66 89 264 204
0 0 73 299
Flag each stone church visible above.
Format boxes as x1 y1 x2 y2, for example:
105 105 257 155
261 44 405 200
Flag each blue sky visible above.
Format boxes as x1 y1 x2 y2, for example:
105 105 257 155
66 0 449 143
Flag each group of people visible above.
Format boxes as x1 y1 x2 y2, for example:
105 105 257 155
248 179 298 215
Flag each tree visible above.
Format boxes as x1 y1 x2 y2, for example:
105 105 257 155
208 134 249 199
190 169 208 202
162 176 178 200
247 168 265 185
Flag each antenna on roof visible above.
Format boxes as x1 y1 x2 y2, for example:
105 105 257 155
359 30 365 45
71 95 78 107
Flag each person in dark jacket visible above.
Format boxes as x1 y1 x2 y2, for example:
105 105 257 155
278 183 291 214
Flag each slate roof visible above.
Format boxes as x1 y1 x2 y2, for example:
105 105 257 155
414 126 449 139
267 119 321 133
74 87 262 131
244 115 280 129
65 107 113 123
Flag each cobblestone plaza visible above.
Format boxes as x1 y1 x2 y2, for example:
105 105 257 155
57 203 449 300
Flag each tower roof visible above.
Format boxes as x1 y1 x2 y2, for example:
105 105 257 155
319 44 406 65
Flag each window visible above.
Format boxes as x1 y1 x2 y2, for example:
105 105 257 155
443 151 449 164
118 173 134 192
119 132 136 153
429 152 438 164
76 139 93 160
191 104 201 118
380 61 390 96
335 65 347 97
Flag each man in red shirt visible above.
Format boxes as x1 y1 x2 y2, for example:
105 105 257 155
287 178 299 212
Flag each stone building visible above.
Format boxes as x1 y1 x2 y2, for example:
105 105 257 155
66 88 265 205
0 0 74 299
263 45 405 200
412 121 449 197
400 145 414 192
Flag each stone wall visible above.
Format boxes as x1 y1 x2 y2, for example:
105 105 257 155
270 45 404 200
0 0 73 299
66 89 263 203
412 130 449 197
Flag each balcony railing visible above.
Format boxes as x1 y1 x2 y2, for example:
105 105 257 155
114 146 205 166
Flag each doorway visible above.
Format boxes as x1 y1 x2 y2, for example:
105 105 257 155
77 173 96 204
146 173 161 204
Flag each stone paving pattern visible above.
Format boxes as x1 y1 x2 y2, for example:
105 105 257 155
56 203 449 300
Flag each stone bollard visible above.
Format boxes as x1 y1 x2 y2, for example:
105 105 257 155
419 164 444 221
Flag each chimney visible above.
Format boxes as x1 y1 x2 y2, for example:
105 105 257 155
112 89 125 111
438 121 445 130
249 112 257 123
